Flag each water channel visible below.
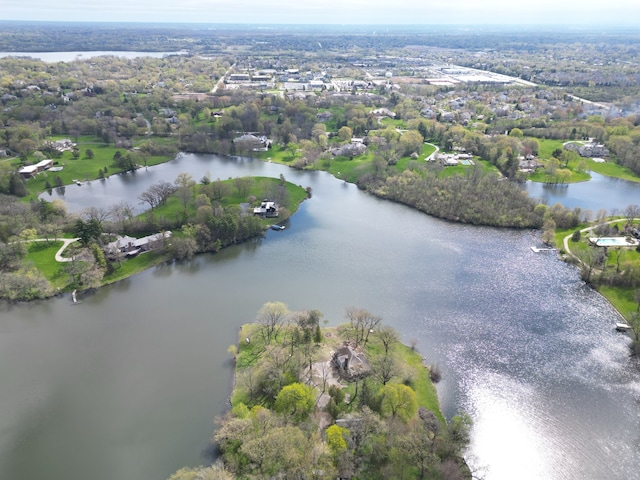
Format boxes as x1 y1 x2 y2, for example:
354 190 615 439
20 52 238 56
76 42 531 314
3 154 640 480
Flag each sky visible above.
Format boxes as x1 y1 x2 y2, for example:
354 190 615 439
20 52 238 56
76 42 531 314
1 0 640 26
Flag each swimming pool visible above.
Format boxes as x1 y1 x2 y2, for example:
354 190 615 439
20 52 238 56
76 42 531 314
594 236 637 247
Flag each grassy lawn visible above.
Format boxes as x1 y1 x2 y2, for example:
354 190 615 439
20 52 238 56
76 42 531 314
25 241 68 289
527 138 640 183
587 159 640 183
528 169 591 184
15 135 177 200
536 138 566 159
150 176 308 225
438 158 498 178
557 220 640 320
598 286 637 319
102 250 171 285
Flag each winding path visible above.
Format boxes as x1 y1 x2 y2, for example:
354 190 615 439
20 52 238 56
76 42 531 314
54 238 80 262
27 237 80 262
562 220 637 262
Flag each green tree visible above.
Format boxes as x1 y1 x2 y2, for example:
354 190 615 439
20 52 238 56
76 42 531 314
274 382 316 421
74 218 102 246
399 130 424 156
175 172 196 217
326 424 349 455
338 126 353 143
509 127 523 138
378 383 418 423
241 425 312 477
85 148 94 159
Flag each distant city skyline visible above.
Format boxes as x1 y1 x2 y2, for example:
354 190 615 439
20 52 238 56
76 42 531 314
2 0 640 26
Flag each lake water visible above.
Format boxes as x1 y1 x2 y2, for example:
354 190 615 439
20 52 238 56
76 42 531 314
0 51 187 62
6 155 640 480
524 172 640 212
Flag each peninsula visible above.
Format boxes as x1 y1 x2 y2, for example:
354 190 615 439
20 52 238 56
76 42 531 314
169 304 471 480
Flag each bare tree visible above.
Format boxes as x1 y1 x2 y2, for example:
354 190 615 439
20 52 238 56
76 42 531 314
371 353 401 386
624 204 640 227
345 307 382 348
150 181 177 206
257 301 289 345
109 201 134 232
376 325 399 355
138 181 176 210
574 246 607 284
81 206 111 224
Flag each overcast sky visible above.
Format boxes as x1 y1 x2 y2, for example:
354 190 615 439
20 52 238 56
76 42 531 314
2 0 639 25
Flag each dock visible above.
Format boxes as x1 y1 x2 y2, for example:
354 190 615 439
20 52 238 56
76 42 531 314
531 246 557 253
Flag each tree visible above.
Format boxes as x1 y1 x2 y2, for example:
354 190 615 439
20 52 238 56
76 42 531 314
378 383 418 423
274 383 316 421
376 325 399 355
541 217 556 246
397 416 439 479
345 307 381 347
257 301 288 345
175 172 195 216
545 157 560 182
371 353 401 386
286 142 298 160
85 148 94 159
399 130 424 156
114 152 137 172
575 245 607 284
74 218 102 246
170 236 198 261
326 424 349 455
624 204 640 227
338 126 353 143
509 127 523 138
139 181 176 210
8 173 27 197
240 425 312 477
234 176 252 196
167 463 233 480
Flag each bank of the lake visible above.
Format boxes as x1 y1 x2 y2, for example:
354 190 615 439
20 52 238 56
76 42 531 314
19 176 309 301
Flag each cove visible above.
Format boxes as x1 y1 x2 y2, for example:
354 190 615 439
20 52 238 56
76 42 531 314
5 154 640 480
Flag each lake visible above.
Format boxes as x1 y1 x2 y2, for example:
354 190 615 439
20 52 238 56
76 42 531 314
0 51 188 62
5 155 640 480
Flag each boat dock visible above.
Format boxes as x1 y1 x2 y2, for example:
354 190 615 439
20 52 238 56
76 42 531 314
531 246 557 253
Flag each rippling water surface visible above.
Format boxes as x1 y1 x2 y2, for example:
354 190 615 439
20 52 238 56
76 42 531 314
3 155 639 480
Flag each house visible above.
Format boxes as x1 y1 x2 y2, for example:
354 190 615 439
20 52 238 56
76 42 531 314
332 343 372 380
18 159 54 179
233 134 271 152
106 231 172 258
371 108 396 118
253 200 278 218
43 139 75 152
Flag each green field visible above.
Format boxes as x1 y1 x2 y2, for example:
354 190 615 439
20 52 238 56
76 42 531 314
25 241 67 289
